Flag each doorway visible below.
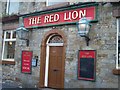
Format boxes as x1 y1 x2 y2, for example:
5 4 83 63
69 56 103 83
40 30 66 88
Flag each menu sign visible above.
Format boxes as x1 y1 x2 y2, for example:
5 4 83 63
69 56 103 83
78 50 96 81
21 51 33 73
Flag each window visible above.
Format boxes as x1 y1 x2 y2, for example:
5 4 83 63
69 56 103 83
117 18 120 69
6 0 19 15
49 35 63 43
46 0 66 6
2 30 16 61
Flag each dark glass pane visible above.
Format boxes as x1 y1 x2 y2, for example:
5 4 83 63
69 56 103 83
118 52 120 67
49 35 63 43
119 19 120 32
3 41 16 59
118 36 120 66
12 31 16 38
6 32 11 39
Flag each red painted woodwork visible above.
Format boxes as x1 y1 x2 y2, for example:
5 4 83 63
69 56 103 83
24 6 96 28
21 51 32 73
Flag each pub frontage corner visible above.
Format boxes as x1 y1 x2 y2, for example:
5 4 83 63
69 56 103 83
1 1 120 89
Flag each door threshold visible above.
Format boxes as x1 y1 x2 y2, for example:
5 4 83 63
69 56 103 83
38 87 57 90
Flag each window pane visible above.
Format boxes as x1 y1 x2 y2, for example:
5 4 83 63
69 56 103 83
48 2 60 6
47 0 66 6
118 52 120 67
12 31 16 38
3 41 16 59
49 35 63 43
6 32 11 39
118 19 120 68
8 1 19 15
119 19 120 32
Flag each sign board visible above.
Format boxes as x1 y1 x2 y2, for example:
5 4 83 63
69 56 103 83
21 51 33 73
23 6 96 28
78 50 96 81
32 58 37 67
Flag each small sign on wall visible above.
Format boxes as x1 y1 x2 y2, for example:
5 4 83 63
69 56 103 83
21 50 33 74
32 58 37 67
78 50 96 81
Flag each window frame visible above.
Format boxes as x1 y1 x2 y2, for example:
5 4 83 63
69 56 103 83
6 0 19 15
117 18 120 69
46 0 66 6
6 0 10 14
2 30 16 61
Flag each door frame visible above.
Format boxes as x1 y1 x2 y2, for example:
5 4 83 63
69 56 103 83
44 34 63 87
39 29 67 88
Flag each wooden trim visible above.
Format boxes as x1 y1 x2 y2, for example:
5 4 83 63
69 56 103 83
0 61 2 64
2 15 19 23
2 60 15 65
112 69 120 75
3 24 19 30
39 29 67 88
41 29 67 46
113 9 120 18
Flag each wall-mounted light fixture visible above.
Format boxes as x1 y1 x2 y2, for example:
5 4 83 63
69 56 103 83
77 17 91 46
16 23 29 46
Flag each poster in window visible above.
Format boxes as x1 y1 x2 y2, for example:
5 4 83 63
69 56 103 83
21 50 33 74
78 50 96 81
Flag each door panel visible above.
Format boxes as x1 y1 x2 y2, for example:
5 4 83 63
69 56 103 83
48 46 63 88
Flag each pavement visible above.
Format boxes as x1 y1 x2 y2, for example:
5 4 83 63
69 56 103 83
1 79 22 89
0 65 56 90
1 80 56 90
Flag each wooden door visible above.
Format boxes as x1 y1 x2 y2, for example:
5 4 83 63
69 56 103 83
48 46 63 88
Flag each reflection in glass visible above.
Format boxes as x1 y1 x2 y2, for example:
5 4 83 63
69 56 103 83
12 31 16 38
49 35 63 43
118 36 120 67
6 32 11 39
3 41 16 59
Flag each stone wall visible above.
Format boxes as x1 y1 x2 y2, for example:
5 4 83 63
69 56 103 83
0 1 3 58
0 1 3 90
63 3 118 88
2 26 18 82
1 2 119 88
19 2 46 15
1 1 6 16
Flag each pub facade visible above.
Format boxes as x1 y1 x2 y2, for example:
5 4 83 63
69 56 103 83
1 1 120 89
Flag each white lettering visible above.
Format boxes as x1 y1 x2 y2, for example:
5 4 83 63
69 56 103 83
54 14 59 22
49 14 54 22
79 10 86 18
37 17 41 24
44 14 60 23
44 16 49 23
32 18 37 24
72 11 78 20
64 12 71 21
28 9 88 25
29 18 32 25
29 17 41 25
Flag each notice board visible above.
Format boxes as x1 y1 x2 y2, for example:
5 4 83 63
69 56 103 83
21 50 33 74
78 50 96 81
